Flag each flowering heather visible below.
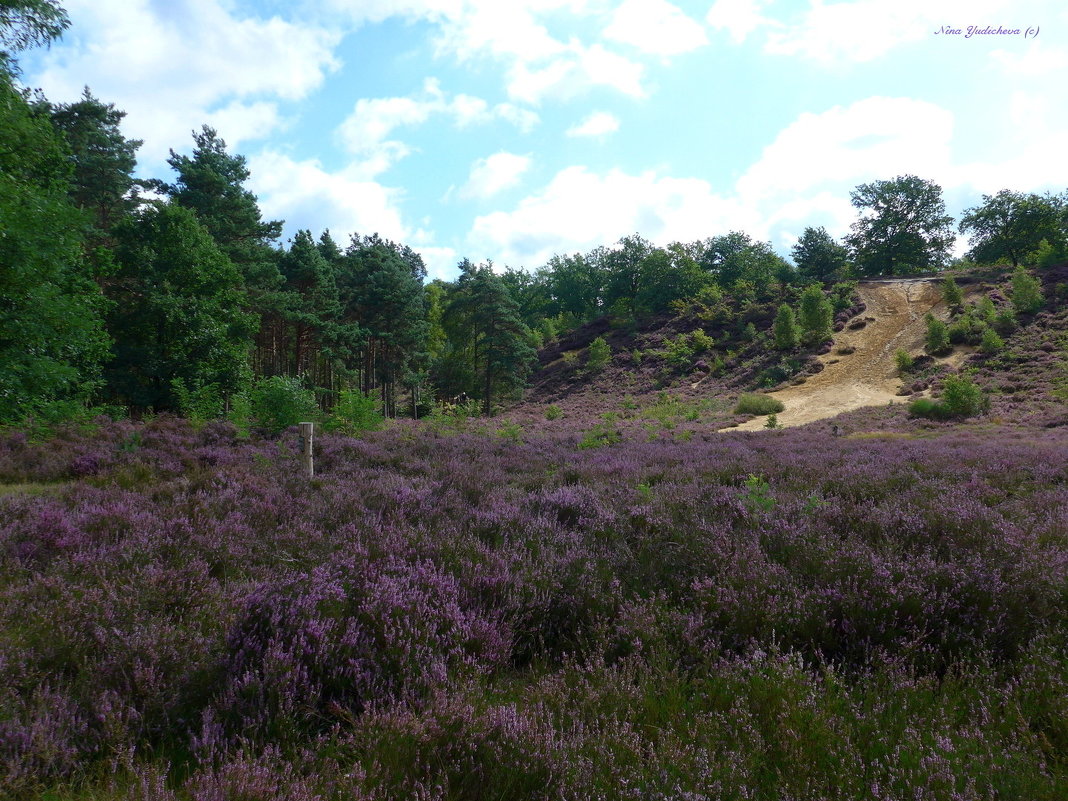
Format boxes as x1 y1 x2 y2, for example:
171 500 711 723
1 414 1067 799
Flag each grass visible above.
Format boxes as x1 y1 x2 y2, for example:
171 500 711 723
734 392 785 415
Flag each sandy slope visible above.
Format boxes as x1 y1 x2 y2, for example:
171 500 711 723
730 280 964 430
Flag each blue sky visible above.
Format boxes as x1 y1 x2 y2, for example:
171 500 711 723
21 0 1068 279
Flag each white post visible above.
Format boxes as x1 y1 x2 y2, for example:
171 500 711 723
299 422 314 478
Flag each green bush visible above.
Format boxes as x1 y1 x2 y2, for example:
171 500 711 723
979 327 1004 355
924 314 952 356
947 313 986 346
941 373 989 417
993 308 1018 335
894 349 914 375
1011 266 1043 314
773 304 800 351
586 336 611 372
798 284 833 345
545 404 563 420
908 397 947 420
942 277 963 309
171 379 224 427
327 388 383 435
248 376 318 435
735 393 785 416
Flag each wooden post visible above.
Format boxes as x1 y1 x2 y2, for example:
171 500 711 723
299 422 314 478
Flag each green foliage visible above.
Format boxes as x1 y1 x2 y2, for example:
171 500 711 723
947 313 986 346
735 393 785 416
586 336 611 372
976 295 997 324
829 281 859 312
106 203 255 411
909 373 989 419
979 327 1005 355
894 349 914 375
0 71 109 423
496 420 524 443
328 388 383 435
544 404 563 420
741 474 776 512
792 226 850 280
993 308 1018 335
663 329 713 367
1031 238 1068 269
773 304 800 350
846 175 955 275
0 0 69 52
247 376 318 435
1010 266 1044 315
171 379 224 427
764 413 781 429
959 190 1064 267
228 393 252 439
941 277 963 309
798 284 834 344
924 314 951 356
578 422 622 449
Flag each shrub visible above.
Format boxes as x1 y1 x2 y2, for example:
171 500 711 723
924 314 951 355
908 397 947 420
690 328 714 354
586 336 610 372
327 388 382 435
993 308 1018 335
798 284 833 345
1011 266 1043 314
764 413 781 429
894 349 914 375
545 404 563 420
171 379 224 427
735 393 785 415
773 304 800 350
663 334 695 367
248 376 318 435
941 373 989 417
979 327 1004 355
948 313 986 346
942 276 963 309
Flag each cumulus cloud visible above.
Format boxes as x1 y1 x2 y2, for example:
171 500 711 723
460 152 532 199
29 0 341 164
337 78 540 177
705 0 780 44
566 111 621 137
248 150 409 244
605 0 708 55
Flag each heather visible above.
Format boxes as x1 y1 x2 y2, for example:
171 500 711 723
2 416 1068 799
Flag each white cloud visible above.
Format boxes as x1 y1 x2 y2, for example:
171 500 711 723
337 78 540 176
605 0 708 55
30 0 341 164
461 152 532 199
737 97 955 202
705 0 779 44
566 111 621 137
468 166 756 267
413 245 461 280
506 42 646 103
248 151 409 243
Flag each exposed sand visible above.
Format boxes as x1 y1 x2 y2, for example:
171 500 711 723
729 280 971 431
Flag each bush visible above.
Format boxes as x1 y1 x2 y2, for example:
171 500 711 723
773 304 799 350
894 349 914 375
735 393 785 416
941 373 990 417
798 284 833 345
979 327 1004 355
1011 266 1043 314
171 379 224 427
545 404 563 421
924 314 951 356
327 389 382 435
942 277 963 309
947 313 986 346
993 308 1018 335
247 376 318 435
586 336 611 372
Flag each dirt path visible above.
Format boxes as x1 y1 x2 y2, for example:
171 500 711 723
730 280 962 430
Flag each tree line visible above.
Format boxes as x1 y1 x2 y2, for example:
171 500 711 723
2 2 1067 424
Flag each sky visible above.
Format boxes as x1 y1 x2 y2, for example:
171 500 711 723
20 0 1068 280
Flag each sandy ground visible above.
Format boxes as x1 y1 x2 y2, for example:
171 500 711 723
729 280 969 431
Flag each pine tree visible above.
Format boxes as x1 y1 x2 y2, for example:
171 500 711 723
798 284 833 345
773 304 800 350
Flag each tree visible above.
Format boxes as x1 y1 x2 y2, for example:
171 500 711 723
277 229 341 380
700 232 792 295
846 175 954 276
46 88 142 236
773 304 799 350
105 204 255 411
798 284 833 344
0 0 68 54
941 276 963 310
924 314 950 355
602 234 653 317
792 226 850 280
443 262 535 415
546 251 605 321
0 68 108 422
586 336 610 372
634 243 709 316
959 190 1064 267
163 126 283 289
